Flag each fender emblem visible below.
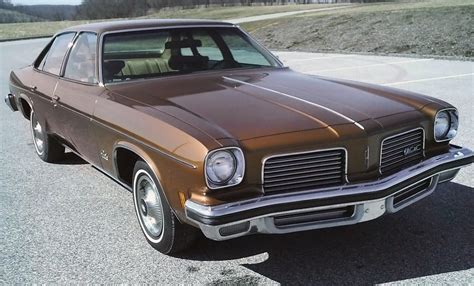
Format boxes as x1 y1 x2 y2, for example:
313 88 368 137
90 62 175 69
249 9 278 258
100 150 109 161
403 144 421 156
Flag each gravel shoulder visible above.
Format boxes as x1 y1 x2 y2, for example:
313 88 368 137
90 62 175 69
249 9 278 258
243 0 474 59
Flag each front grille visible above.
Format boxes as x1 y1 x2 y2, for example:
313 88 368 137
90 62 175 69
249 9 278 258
263 149 346 194
380 128 424 174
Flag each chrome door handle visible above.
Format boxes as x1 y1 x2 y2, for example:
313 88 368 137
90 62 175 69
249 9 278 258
52 95 60 107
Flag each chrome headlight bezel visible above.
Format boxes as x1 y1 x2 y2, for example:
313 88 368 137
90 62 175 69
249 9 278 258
434 108 459 142
204 147 245 190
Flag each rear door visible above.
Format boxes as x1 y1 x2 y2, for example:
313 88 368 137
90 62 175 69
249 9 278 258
31 32 76 137
54 32 104 165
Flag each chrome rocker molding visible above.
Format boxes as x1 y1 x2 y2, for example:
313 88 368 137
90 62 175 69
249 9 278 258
185 146 473 241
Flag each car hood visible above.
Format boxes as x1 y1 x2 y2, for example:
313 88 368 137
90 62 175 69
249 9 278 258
106 68 438 141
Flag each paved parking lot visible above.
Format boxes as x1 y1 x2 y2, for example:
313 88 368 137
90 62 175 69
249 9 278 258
1 39 473 284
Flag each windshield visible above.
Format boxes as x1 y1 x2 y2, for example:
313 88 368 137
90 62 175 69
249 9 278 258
102 27 281 83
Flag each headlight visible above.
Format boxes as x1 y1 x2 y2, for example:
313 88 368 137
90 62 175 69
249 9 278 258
205 147 245 189
434 109 459 142
434 111 450 138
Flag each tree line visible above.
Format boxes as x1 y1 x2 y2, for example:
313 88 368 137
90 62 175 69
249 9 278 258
1 0 77 22
1 0 391 23
75 0 314 20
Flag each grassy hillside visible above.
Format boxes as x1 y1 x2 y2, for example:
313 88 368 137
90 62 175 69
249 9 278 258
0 20 91 40
242 0 474 58
1 0 472 58
144 3 342 20
15 5 77 21
0 8 44 23
0 3 343 40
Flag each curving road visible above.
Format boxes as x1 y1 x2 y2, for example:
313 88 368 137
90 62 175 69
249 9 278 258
1 38 473 284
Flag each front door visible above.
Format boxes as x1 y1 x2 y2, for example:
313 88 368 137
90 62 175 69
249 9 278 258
54 79 103 165
30 32 76 138
54 32 103 166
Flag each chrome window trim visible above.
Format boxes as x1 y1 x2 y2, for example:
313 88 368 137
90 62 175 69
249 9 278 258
33 31 77 78
97 24 283 86
204 146 246 190
379 127 425 174
61 31 100 85
59 76 100 87
434 107 458 142
261 147 349 192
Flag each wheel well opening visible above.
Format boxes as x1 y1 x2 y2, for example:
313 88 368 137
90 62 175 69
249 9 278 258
115 148 141 188
20 98 31 120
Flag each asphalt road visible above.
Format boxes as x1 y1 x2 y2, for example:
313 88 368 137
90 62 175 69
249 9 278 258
1 39 473 285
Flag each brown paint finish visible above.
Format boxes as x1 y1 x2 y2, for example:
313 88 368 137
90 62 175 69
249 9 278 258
8 20 459 224
54 78 105 165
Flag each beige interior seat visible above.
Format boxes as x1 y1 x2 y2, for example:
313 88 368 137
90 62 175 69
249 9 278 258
105 44 174 78
120 58 171 76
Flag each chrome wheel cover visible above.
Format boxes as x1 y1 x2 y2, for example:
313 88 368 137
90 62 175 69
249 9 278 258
135 173 164 238
31 112 45 155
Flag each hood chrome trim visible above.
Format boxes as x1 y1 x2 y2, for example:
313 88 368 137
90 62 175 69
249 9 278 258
223 76 365 130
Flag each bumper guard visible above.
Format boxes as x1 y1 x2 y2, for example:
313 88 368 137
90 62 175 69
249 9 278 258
5 93 18 112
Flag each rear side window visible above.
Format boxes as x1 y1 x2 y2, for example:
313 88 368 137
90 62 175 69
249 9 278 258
41 33 75 75
64 33 97 83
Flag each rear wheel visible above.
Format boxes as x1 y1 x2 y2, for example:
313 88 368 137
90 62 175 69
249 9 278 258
132 161 197 254
30 111 64 162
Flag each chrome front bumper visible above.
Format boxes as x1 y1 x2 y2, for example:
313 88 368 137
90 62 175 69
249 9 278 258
185 146 473 241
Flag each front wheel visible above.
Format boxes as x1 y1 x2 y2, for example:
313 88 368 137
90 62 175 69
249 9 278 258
132 161 197 254
30 111 64 162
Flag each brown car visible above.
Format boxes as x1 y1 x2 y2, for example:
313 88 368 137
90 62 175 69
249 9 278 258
6 19 473 254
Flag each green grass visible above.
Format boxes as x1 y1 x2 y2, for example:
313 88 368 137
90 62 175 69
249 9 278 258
241 0 474 32
2 0 472 59
0 20 93 40
241 0 474 58
0 3 344 40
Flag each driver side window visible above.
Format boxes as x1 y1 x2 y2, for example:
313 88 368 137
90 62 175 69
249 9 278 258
64 32 98 83
39 33 75 75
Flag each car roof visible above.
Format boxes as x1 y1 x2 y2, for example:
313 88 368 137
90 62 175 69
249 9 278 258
60 19 235 36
